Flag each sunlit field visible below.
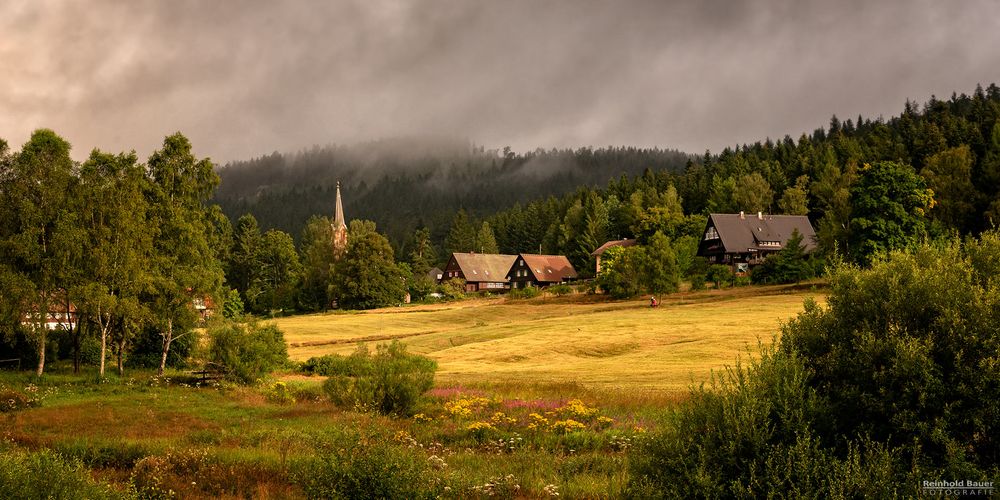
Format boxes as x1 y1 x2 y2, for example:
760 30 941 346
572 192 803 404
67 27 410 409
1 284 826 497
276 283 825 392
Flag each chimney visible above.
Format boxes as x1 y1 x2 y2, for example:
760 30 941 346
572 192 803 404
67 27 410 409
739 211 745 220
757 211 763 220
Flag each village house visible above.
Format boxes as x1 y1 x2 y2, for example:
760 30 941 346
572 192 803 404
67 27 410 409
442 253 517 292
20 290 78 331
506 254 578 288
590 238 637 275
192 295 216 322
698 212 817 273
426 267 444 282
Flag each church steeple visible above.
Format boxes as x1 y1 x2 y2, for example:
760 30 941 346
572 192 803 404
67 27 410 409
332 181 348 252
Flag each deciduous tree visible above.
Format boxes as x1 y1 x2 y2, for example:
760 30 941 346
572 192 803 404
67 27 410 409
145 133 224 375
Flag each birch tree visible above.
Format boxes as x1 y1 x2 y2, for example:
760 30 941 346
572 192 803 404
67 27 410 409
145 133 223 375
0 130 79 376
77 150 152 377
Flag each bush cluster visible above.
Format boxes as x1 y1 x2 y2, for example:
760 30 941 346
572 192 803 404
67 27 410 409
598 231 681 298
292 439 445 499
507 286 541 300
0 388 41 412
0 448 124 500
206 319 289 385
311 341 436 416
630 234 1000 497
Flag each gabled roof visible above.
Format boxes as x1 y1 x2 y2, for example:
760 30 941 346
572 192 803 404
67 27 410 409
427 267 444 281
705 213 817 253
450 253 517 283
590 238 637 257
515 254 578 283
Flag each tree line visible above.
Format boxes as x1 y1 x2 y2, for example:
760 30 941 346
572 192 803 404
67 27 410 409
216 84 1000 283
0 131 225 377
222 82 1000 315
439 84 1000 279
0 130 421 376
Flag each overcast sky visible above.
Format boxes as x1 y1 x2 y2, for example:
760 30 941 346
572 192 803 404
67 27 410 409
2 0 999 163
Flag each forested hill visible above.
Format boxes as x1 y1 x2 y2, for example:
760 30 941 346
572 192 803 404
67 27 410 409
213 137 692 245
478 83 1000 273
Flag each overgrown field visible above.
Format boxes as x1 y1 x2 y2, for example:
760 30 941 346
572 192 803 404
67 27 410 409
1 285 823 498
277 283 824 392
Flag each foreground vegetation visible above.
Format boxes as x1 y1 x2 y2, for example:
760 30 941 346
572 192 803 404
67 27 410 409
1 367 664 498
3 234 1000 497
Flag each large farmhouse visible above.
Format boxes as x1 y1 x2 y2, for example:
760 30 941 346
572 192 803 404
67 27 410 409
442 253 517 292
506 254 578 288
698 212 817 272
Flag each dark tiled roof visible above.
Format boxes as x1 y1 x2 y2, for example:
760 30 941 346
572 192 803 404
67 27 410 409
590 239 637 257
427 267 444 281
451 253 517 283
516 254 578 282
706 213 817 253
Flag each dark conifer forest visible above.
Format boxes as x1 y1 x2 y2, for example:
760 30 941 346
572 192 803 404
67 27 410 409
216 84 1000 275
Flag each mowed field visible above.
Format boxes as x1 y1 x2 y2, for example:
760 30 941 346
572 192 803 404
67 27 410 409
274 283 825 393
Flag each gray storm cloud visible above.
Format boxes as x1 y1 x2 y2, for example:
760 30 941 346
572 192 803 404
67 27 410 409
1 0 998 163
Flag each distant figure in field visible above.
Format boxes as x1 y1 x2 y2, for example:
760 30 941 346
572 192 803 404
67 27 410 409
650 296 659 308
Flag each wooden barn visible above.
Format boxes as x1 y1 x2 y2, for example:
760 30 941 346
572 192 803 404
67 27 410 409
442 253 517 292
506 254 578 289
698 212 817 273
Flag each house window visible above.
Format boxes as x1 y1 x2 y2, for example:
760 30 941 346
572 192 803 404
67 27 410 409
704 227 719 240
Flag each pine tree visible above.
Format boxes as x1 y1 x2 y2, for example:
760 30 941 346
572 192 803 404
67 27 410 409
475 222 499 254
445 209 476 255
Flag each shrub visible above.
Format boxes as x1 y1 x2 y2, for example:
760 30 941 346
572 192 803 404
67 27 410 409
629 346 903 497
264 381 296 405
751 229 816 285
320 341 436 416
408 276 438 302
597 246 643 298
705 264 732 289
687 274 707 291
221 287 245 319
508 286 541 300
54 440 147 469
207 319 289 385
547 283 574 296
292 439 445 499
641 231 681 294
0 388 41 412
301 352 364 376
0 448 124 500
439 277 467 300
131 447 276 498
631 235 1000 497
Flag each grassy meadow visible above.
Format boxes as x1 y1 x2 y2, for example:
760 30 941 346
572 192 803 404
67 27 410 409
1 284 824 498
277 283 825 392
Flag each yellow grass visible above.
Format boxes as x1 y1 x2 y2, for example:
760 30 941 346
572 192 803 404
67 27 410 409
273 284 825 393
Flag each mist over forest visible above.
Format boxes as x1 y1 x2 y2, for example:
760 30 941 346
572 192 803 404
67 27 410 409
214 82 1000 280
214 138 692 247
